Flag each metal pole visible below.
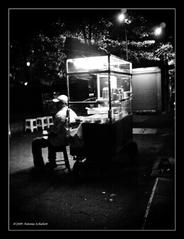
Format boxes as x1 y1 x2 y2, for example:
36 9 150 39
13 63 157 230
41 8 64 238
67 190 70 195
66 60 70 106
124 25 128 61
66 60 71 128
66 74 70 106
108 54 112 123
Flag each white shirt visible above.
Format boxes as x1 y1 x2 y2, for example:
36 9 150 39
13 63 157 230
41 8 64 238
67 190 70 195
48 106 78 147
56 106 78 124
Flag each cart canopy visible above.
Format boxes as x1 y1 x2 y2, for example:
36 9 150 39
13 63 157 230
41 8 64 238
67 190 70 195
66 55 132 75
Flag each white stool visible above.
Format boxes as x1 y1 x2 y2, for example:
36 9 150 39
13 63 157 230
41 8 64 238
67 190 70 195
46 116 54 128
36 117 48 130
25 118 37 132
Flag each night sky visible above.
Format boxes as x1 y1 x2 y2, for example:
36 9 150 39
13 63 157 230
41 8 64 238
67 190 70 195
9 8 175 43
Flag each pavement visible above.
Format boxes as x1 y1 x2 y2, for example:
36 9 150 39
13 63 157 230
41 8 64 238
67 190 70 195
143 177 175 230
8 112 175 231
133 112 175 230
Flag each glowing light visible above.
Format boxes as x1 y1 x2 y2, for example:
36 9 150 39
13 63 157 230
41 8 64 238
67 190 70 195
74 57 104 70
117 9 130 24
69 56 108 72
24 82 28 86
154 27 162 36
26 61 30 67
67 55 132 74
118 13 126 23
144 40 155 44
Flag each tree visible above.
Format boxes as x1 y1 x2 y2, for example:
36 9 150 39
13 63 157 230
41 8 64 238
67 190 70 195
15 15 113 87
51 15 113 45
10 40 31 87
13 12 174 87
25 33 67 87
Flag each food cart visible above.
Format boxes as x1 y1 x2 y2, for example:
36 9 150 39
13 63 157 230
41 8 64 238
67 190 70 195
66 54 133 167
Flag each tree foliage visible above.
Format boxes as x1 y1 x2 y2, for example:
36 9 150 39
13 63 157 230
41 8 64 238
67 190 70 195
10 13 175 87
33 34 67 84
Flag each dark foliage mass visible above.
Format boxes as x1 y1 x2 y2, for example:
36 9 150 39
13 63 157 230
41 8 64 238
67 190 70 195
9 9 175 87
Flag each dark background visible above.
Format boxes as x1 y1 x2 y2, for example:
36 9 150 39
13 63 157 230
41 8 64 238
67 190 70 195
8 8 175 121
10 8 175 43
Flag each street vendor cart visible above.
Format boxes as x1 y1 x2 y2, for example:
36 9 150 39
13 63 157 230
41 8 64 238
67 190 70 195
66 54 134 168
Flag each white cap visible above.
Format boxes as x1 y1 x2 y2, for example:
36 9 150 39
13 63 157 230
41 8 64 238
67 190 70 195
53 95 68 104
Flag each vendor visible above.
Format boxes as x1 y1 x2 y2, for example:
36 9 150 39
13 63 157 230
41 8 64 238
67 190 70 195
32 94 80 170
